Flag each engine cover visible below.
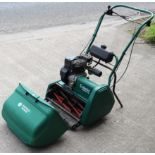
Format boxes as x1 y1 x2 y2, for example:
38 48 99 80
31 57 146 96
60 55 92 87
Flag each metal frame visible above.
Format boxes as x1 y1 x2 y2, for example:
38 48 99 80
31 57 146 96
84 4 154 87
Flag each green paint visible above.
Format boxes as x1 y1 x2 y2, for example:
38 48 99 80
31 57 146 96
73 76 98 101
72 77 114 125
1 5 154 147
2 83 68 147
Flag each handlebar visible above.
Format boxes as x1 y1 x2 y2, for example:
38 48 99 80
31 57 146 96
111 4 154 19
108 5 154 86
85 5 154 55
83 4 154 86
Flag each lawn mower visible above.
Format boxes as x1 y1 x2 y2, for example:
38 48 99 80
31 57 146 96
2 5 154 147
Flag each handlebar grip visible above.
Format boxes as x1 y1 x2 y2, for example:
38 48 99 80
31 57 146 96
111 4 154 18
88 68 102 77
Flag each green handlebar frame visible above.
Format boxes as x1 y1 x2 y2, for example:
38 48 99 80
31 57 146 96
85 5 154 86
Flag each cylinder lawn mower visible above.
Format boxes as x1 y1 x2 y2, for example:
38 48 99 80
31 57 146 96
2 5 154 147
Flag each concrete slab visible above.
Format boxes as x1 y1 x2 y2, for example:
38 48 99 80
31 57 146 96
0 18 155 153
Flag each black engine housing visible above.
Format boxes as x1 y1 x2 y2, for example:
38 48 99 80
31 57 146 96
60 55 92 86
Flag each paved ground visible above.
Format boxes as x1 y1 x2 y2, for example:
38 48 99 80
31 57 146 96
0 2 155 34
0 12 155 152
